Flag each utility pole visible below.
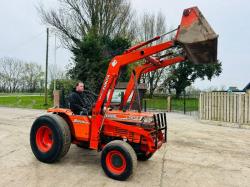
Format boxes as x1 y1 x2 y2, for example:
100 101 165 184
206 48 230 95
44 28 49 106
53 33 57 91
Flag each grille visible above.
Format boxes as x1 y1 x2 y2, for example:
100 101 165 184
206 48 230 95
154 112 167 130
153 112 168 148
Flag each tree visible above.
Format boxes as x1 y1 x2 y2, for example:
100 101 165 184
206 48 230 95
137 11 167 98
0 57 44 93
22 63 44 92
161 61 222 98
0 57 23 92
38 0 135 49
38 0 134 93
68 33 131 92
49 64 66 82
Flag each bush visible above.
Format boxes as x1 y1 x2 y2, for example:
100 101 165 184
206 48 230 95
49 79 77 99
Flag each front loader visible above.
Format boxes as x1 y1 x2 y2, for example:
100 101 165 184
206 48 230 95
30 7 218 180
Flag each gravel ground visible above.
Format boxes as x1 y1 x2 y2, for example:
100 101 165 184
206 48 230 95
0 107 250 187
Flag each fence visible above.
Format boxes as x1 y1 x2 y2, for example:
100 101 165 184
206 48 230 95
142 94 199 116
199 92 250 124
171 94 199 116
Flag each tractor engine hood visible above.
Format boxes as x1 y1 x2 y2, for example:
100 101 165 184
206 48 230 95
176 7 218 64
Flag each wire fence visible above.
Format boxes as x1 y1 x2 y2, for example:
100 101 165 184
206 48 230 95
142 94 199 116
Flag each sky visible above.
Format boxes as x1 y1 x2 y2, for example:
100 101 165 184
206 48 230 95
0 0 249 90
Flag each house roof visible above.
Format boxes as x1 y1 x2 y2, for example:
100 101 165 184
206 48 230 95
243 82 250 91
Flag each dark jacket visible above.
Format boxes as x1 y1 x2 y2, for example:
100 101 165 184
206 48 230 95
68 90 89 115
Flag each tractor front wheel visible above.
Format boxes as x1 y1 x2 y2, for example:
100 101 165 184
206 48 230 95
30 114 71 163
101 140 137 181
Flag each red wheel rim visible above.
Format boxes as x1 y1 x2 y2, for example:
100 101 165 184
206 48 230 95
36 126 54 152
106 150 126 175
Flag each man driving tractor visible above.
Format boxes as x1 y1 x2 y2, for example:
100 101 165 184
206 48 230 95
68 81 90 115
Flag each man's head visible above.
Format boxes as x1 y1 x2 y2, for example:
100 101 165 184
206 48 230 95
75 81 84 93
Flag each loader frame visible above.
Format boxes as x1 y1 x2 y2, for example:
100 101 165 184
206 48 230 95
48 6 218 154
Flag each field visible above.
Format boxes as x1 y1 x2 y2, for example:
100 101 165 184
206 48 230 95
0 95 52 109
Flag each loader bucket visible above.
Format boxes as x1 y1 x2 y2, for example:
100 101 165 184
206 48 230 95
176 7 218 64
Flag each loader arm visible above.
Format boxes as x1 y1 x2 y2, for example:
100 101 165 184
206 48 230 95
119 56 186 111
92 40 175 115
90 41 175 149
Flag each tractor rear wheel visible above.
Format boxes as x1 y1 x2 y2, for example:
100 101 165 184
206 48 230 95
30 114 71 163
101 140 137 181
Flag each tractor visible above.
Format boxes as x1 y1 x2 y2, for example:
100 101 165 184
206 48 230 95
30 7 218 180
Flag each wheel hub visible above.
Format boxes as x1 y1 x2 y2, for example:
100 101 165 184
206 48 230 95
111 154 123 168
106 150 126 175
36 126 54 152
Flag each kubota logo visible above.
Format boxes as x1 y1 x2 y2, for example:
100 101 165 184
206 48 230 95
98 75 110 100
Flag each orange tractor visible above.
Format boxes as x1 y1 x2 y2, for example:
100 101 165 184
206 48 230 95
30 7 218 180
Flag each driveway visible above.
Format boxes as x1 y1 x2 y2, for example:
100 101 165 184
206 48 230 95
0 107 249 187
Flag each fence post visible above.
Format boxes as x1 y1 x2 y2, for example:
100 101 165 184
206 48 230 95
223 92 226 122
233 93 237 123
183 90 186 114
208 92 211 120
239 94 244 124
248 92 250 123
167 95 171 112
244 94 248 123
199 93 203 119
205 93 208 120
53 90 60 107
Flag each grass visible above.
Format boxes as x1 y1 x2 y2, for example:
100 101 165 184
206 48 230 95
171 98 199 111
0 95 52 110
144 97 199 111
0 92 43 96
143 98 167 110
0 94 198 111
